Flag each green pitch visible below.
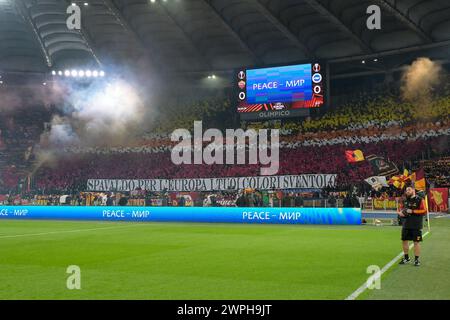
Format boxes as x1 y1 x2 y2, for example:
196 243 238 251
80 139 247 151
0 218 449 300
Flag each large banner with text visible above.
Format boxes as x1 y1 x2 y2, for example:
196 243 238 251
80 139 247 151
0 206 360 225
87 174 337 192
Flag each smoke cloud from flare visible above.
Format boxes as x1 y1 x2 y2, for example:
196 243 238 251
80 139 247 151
41 115 80 147
70 80 145 145
43 79 146 149
401 57 442 105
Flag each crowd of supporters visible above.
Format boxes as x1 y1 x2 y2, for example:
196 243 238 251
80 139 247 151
1 93 449 195
0 106 52 192
152 97 234 134
0 188 363 209
419 156 450 188
247 95 450 134
26 138 442 195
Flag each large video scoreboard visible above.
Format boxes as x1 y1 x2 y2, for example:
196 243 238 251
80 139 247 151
236 62 325 120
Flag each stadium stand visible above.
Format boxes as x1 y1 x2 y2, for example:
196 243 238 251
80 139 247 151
0 0 449 210
1 93 448 201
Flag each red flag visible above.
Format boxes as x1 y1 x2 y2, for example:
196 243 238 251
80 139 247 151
345 150 365 163
411 168 426 191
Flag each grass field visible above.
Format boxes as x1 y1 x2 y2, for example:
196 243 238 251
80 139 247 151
0 218 449 300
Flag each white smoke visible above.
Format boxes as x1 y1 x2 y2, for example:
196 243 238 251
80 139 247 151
70 79 145 144
44 115 80 146
38 77 149 149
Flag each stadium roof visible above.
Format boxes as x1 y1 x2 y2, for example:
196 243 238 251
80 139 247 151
1 0 449 74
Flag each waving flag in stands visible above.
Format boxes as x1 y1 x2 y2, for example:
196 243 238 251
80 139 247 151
365 176 389 191
366 155 399 176
388 169 411 190
411 168 426 191
345 150 365 163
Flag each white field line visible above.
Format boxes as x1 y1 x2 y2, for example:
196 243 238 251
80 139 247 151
345 231 430 300
0 224 145 239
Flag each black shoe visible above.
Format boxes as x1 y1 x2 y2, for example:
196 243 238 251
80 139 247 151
399 257 410 265
414 260 421 267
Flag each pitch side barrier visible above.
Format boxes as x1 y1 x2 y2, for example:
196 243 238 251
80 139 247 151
0 206 361 225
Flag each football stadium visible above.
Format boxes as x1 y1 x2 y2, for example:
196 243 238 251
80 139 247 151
0 0 449 306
